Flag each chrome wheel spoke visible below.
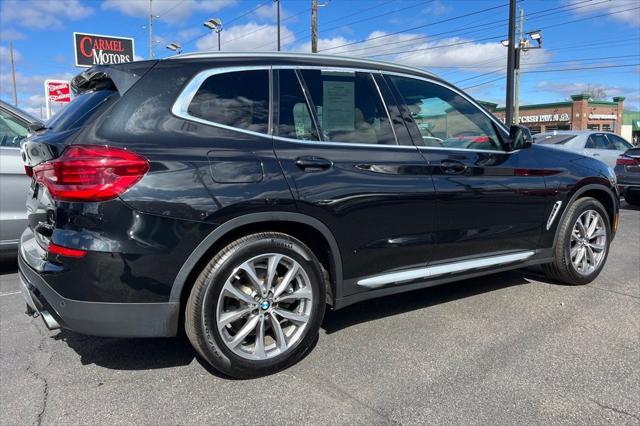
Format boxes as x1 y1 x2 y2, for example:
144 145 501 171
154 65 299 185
570 244 580 258
254 315 266 357
589 242 605 252
229 314 260 348
239 261 265 296
269 313 288 352
574 246 585 265
590 229 606 239
275 286 312 303
273 263 300 300
223 281 256 305
218 306 253 328
274 308 309 324
575 218 587 237
265 254 283 294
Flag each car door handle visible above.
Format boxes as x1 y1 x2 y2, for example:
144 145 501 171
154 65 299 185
440 160 467 175
295 157 333 172
592 152 600 156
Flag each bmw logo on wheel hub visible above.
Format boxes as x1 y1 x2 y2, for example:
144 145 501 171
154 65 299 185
259 300 271 311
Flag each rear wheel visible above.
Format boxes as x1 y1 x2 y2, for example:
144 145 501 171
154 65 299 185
624 189 640 206
185 232 326 378
543 197 610 285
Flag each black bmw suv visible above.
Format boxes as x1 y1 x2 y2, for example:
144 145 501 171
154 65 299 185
19 53 619 378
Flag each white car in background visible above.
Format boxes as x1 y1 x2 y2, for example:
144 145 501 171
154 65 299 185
533 130 633 168
0 100 40 255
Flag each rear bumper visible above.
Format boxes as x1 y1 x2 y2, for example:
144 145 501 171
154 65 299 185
18 254 179 337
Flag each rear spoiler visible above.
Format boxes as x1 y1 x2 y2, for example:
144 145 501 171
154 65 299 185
71 60 158 95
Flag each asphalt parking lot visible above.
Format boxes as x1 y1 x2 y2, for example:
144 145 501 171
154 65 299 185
1 203 638 425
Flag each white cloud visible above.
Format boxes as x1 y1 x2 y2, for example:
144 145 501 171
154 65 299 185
536 81 634 99
0 71 75 98
196 22 295 51
294 31 552 73
0 28 27 41
569 0 639 26
0 46 23 64
0 0 93 30
102 0 236 24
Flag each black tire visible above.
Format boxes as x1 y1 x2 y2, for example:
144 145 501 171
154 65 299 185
543 197 611 285
185 232 326 379
624 189 640 206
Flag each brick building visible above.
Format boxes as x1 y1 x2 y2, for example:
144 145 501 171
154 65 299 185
481 94 625 135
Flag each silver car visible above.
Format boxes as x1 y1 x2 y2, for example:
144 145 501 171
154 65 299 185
0 100 39 254
533 130 633 168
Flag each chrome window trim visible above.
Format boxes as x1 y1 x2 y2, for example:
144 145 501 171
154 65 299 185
382 70 511 154
357 250 536 289
171 65 273 140
171 63 510 154
370 72 399 146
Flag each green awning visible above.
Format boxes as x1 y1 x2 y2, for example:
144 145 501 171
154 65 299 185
633 119 640 131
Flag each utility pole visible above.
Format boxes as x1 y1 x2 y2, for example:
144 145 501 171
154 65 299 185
505 0 517 126
9 41 18 106
514 7 524 126
148 0 154 59
276 0 281 51
311 0 318 53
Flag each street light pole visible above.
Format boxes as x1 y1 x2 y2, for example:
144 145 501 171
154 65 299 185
276 0 281 51
311 0 318 53
9 41 18 107
148 0 154 59
514 7 524 126
505 0 517 126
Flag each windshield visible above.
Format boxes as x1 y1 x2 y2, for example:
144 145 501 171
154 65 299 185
534 134 577 145
46 90 116 132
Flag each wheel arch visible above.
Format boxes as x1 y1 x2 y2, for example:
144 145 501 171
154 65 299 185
553 182 619 249
169 212 343 309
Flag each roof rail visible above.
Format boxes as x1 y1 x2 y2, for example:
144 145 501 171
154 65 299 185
167 51 436 77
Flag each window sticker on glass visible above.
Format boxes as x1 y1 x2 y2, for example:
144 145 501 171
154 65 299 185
321 72 355 132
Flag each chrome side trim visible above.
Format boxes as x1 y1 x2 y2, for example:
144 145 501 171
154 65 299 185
357 251 536 289
546 201 563 230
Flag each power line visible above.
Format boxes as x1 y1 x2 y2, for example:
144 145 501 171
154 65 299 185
224 7 310 46
226 0 273 26
461 63 640 90
343 0 605 57
319 2 514 53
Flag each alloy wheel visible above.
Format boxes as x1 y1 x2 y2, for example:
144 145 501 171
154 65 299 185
570 209 607 276
215 253 313 360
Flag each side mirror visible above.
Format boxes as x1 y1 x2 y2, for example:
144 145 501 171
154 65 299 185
507 125 533 151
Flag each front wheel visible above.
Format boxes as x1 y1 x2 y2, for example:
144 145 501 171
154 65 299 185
185 232 326 378
543 197 611 285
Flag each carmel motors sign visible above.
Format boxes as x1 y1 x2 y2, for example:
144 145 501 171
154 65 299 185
73 32 135 67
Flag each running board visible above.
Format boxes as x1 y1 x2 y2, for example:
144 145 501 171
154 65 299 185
357 251 536 289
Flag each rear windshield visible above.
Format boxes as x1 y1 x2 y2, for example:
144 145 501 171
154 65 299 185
46 90 116 132
534 134 577 145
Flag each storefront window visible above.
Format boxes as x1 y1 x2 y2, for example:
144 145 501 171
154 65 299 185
588 124 600 131
602 124 612 131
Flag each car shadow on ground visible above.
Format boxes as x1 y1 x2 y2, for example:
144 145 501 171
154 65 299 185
51 269 540 376
620 201 639 211
322 269 536 334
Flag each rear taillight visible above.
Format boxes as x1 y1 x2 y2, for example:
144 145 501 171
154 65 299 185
616 156 639 166
24 165 33 177
48 242 87 258
32 145 149 202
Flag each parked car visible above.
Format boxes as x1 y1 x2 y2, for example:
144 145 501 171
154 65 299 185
0 100 40 255
615 147 640 205
533 130 633 168
19 53 619 378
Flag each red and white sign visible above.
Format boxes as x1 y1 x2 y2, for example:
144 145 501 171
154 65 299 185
45 80 71 103
44 79 71 120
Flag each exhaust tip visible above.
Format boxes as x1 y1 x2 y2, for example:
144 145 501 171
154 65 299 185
40 310 60 330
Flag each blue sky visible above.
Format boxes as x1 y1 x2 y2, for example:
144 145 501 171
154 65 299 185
1 0 639 118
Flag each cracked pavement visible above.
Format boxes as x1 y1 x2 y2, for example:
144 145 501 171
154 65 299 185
1 202 638 425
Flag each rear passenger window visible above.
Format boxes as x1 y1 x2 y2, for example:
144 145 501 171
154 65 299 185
586 134 611 149
277 69 318 141
298 70 396 145
187 70 269 134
